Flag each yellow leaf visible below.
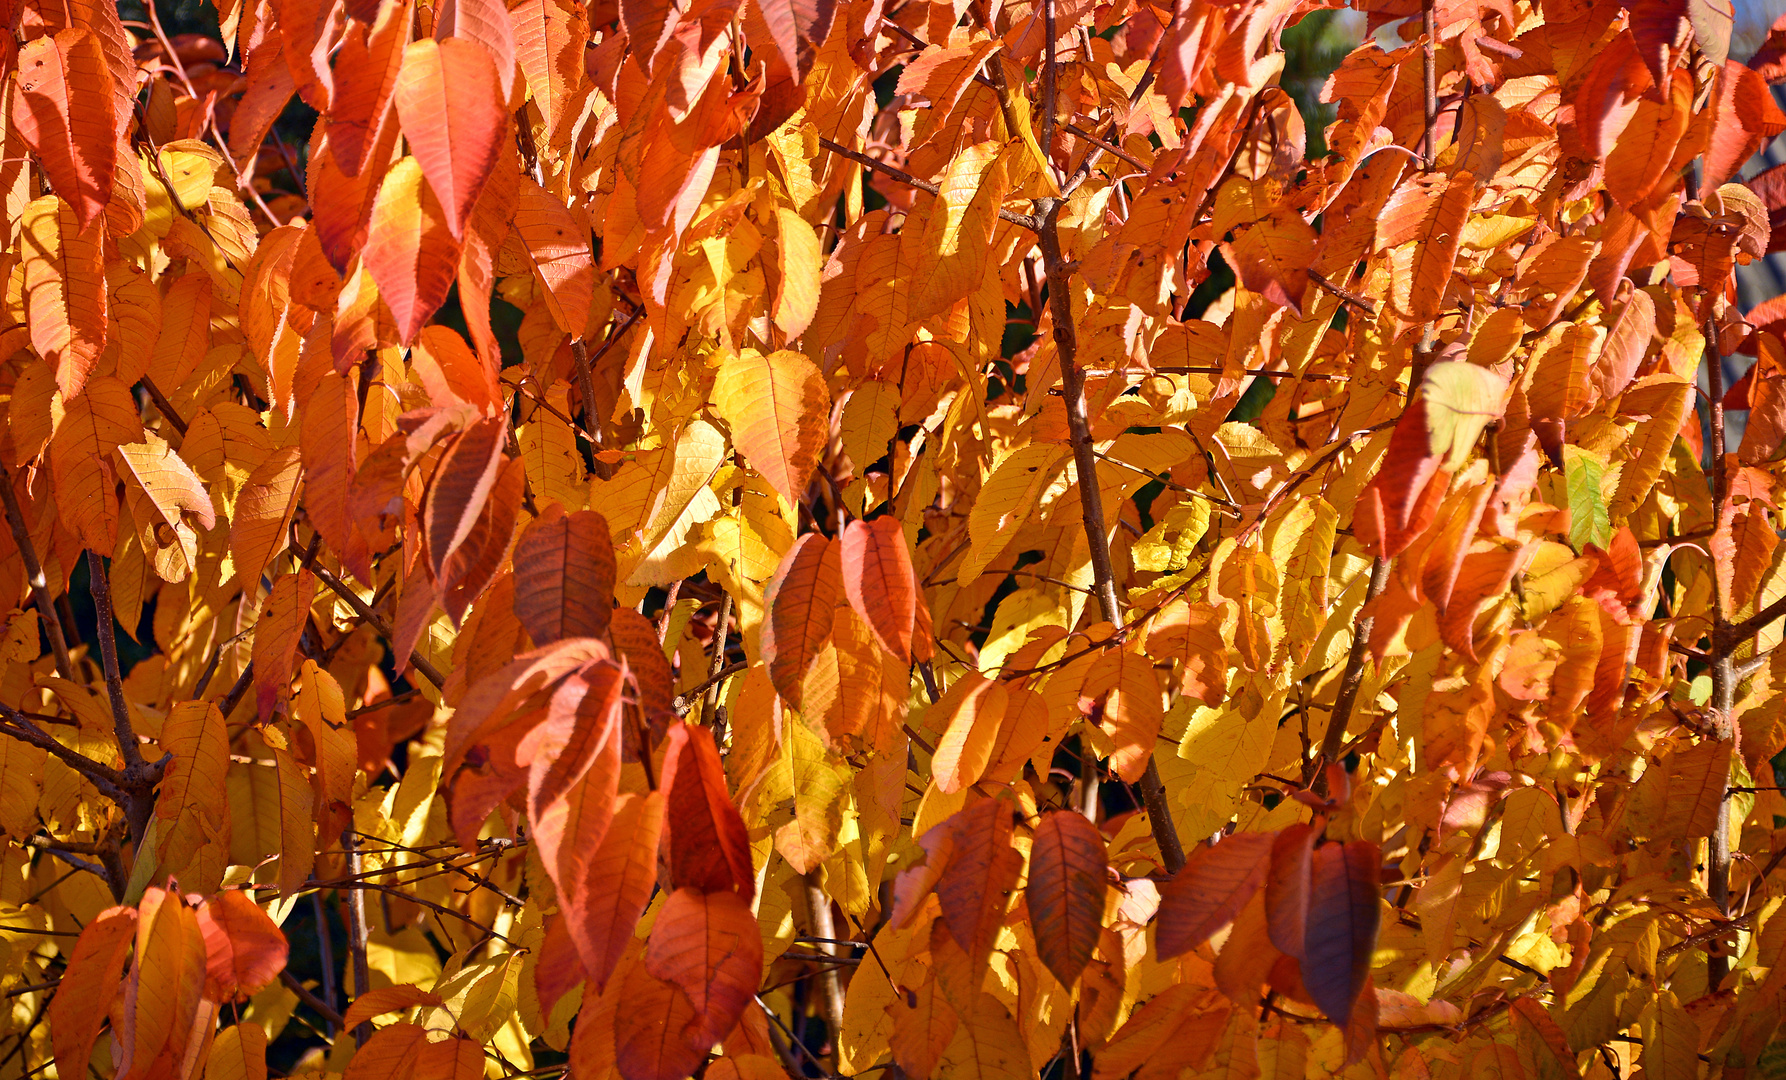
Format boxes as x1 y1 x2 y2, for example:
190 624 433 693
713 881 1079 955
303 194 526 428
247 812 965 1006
711 348 830 507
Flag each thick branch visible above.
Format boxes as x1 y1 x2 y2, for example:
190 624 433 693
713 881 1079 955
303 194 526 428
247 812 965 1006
1316 557 1392 785
0 463 73 679
1035 178 1185 872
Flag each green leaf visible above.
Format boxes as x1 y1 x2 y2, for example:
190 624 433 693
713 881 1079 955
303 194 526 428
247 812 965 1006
1563 445 1611 553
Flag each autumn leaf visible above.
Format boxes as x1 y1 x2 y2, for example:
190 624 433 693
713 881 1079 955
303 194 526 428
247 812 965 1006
1024 811 1108 987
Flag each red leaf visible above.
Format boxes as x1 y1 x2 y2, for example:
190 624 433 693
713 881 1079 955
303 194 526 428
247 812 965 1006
424 417 509 587
1155 832 1274 958
1301 840 1381 1028
760 533 842 707
1264 824 1316 959
534 915 583 1018
394 37 507 239
1707 61 1786 189
196 891 289 1002
1024 811 1109 987
840 516 933 666
661 722 756 899
512 506 618 645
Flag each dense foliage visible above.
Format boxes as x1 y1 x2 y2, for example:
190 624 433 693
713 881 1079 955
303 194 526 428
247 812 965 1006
4 0 1786 1075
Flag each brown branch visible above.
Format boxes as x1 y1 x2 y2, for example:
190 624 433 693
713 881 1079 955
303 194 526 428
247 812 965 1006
815 136 1040 231
341 829 374 1046
0 709 125 797
1030 36 1185 874
139 378 189 436
280 971 347 1028
1307 270 1379 317
0 463 73 679
1314 557 1392 790
289 543 446 689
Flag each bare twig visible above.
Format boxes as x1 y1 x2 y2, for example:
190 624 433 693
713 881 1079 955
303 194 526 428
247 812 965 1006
816 136 1040 231
289 543 446 689
0 463 73 679
84 552 168 856
803 871 848 1069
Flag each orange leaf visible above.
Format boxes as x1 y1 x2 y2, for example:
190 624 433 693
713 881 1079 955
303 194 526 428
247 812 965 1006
1228 213 1318 315
196 891 289 1002
515 176 595 336
12 29 115 227
363 155 463 345
424 417 509 587
22 195 107 401
50 906 137 1080
613 952 708 1080
251 569 317 722
511 0 586 137
840 516 933 666
527 660 625 888
760 533 842 707
1080 648 1164 783
1380 170 1472 324
340 985 444 1032
205 1020 268 1080
153 701 230 875
930 671 1007 795
512 506 618 645
326 2 407 178
394 37 506 239
643 889 763 1053
932 796 1024 969
1024 811 1108 987
661 722 756 899
1156 832 1274 958
711 348 830 507
564 791 665 990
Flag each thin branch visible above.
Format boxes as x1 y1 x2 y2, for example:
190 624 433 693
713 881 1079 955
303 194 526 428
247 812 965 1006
0 708 126 800
815 136 1040 230
1307 270 1380 317
674 661 747 716
1314 557 1392 790
139 378 189 436
290 543 446 689
280 970 347 1028
0 463 73 679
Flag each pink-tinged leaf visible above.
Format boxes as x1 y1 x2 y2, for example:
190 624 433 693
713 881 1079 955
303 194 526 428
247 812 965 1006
840 516 933 666
1301 840 1381 1028
12 29 115 227
196 891 289 1002
394 37 507 239
760 533 842 707
660 723 756 900
511 505 617 645
1155 832 1275 958
1024 811 1109 987
252 570 318 722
